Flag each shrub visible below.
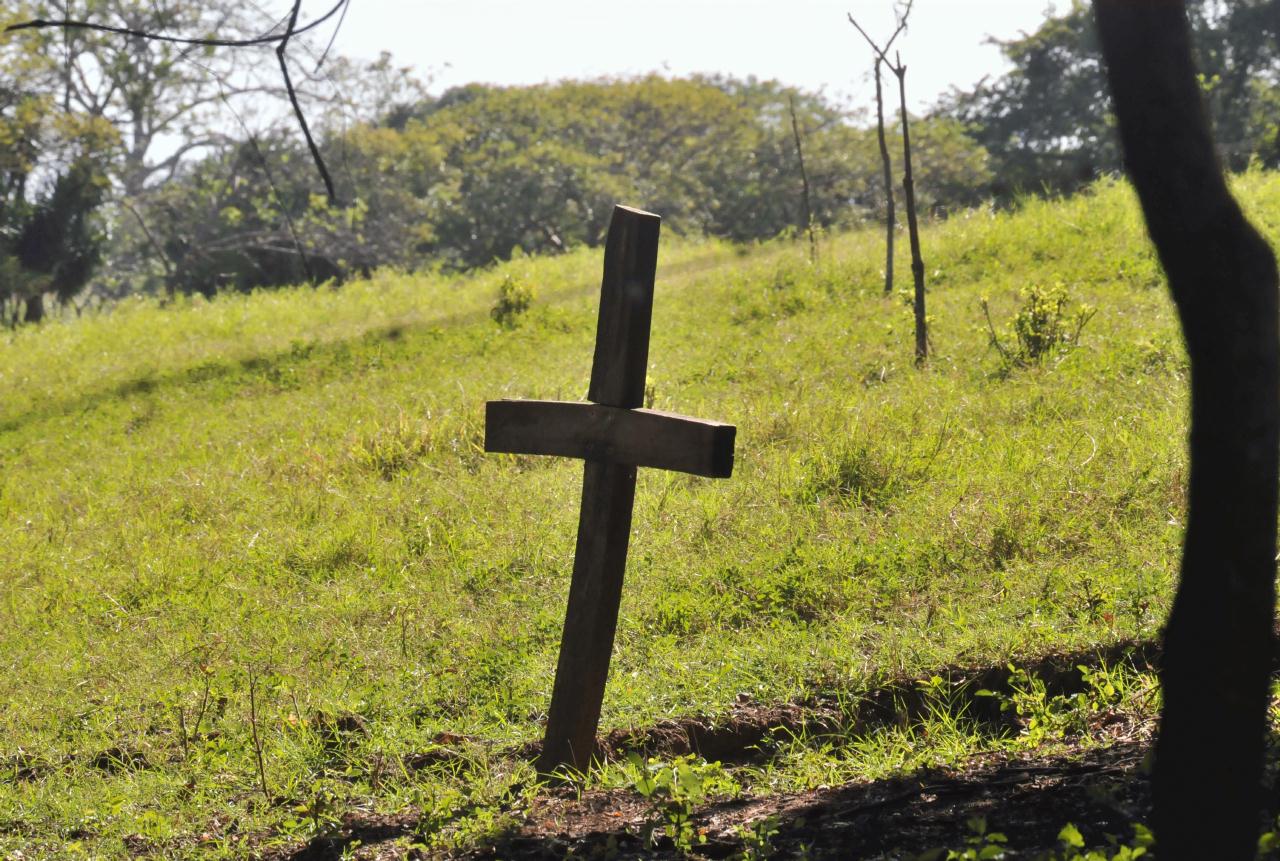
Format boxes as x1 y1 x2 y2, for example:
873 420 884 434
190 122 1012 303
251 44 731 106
490 273 535 329
981 283 1096 368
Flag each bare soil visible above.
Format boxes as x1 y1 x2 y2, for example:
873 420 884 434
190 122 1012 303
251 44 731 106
269 740 1151 860
265 641 1166 861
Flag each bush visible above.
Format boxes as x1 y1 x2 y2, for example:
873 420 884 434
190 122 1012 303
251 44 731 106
981 283 1096 368
490 274 536 328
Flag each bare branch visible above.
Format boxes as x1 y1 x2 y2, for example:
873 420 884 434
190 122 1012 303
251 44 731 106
8 1 342 205
275 1 336 203
4 0 348 48
119 197 173 277
847 0 913 72
313 0 351 73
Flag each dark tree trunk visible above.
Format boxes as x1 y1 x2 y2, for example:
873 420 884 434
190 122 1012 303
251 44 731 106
874 59 895 294
23 293 45 325
1094 2 1280 858
894 65 927 365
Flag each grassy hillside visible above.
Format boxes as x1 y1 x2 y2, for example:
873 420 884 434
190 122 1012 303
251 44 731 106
3 173 1279 857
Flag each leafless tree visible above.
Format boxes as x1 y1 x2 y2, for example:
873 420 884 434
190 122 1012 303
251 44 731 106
787 93 818 265
847 3 909 294
850 3 926 364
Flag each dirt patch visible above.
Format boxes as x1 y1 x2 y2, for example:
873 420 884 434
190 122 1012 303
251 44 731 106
253 640 1168 861
259 741 1152 860
469 741 1151 860
591 638 1159 767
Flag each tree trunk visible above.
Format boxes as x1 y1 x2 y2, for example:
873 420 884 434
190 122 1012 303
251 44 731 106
23 293 45 325
787 95 818 266
895 65 927 365
874 58 895 295
1094 2 1280 858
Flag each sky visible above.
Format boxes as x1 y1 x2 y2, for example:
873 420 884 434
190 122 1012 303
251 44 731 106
326 0 1062 113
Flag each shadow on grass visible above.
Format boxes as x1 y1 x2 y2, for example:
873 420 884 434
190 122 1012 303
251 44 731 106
1 248 745 438
0 322 423 435
592 638 1162 767
272 741 1152 860
259 640 1167 861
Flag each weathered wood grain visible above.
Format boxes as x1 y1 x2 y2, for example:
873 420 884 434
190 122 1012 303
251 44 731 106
538 459 637 773
480 204 736 776
485 399 735 479
588 206 660 409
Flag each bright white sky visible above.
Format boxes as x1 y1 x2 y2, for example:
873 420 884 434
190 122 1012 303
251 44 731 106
326 0 1061 113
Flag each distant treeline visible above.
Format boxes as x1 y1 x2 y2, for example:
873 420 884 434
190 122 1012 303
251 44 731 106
149 75 990 296
2 0 1276 313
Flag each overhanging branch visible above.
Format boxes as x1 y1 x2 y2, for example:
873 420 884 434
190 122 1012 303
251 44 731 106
6 0 344 203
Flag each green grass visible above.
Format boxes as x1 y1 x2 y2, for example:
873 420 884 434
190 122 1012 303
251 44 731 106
3 172 1279 857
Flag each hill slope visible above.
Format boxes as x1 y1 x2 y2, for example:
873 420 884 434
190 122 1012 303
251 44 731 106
3 174 1279 857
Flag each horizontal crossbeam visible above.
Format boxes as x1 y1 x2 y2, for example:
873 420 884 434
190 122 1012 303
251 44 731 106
485 399 735 479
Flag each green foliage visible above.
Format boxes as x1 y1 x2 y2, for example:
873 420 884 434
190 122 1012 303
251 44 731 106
942 0 1280 197
0 174 1256 856
109 74 993 296
736 815 782 860
1260 815 1280 858
141 135 420 296
628 754 738 853
0 17 117 324
281 779 344 840
798 439 901 508
918 819 1155 861
915 817 1008 860
347 412 437 479
1034 822 1154 860
981 283 1096 368
975 661 1142 751
490 273 536 329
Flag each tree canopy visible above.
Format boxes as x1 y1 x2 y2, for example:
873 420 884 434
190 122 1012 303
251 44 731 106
941 0 1279 197
132 74 991 294
4 0 1275 310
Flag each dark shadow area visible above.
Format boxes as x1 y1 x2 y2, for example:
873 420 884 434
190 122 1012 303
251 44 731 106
592 638 1162 768
250 635 1280 859
469 741 1151 859
256 641 1167 861
266 741 1153 860
283 812 418 861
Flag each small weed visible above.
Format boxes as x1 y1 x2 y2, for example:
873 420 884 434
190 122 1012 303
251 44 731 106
982 283 1096 368
1260 814 1280 858
975 662 1149 751
736 814 781 860
1035 822 1153 860
349 413 434 478
628 754 738 854
798 440 900 509
918 820 1154 860
915 816 1008 860
281 780 343 841
490 273 536 328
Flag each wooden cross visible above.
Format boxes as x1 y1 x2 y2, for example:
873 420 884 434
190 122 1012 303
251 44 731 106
484 205 736 775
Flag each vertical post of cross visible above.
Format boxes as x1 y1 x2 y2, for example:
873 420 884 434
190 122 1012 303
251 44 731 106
536 206 661 775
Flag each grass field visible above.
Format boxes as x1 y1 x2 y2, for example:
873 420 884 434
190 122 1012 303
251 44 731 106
3 173 1279 858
